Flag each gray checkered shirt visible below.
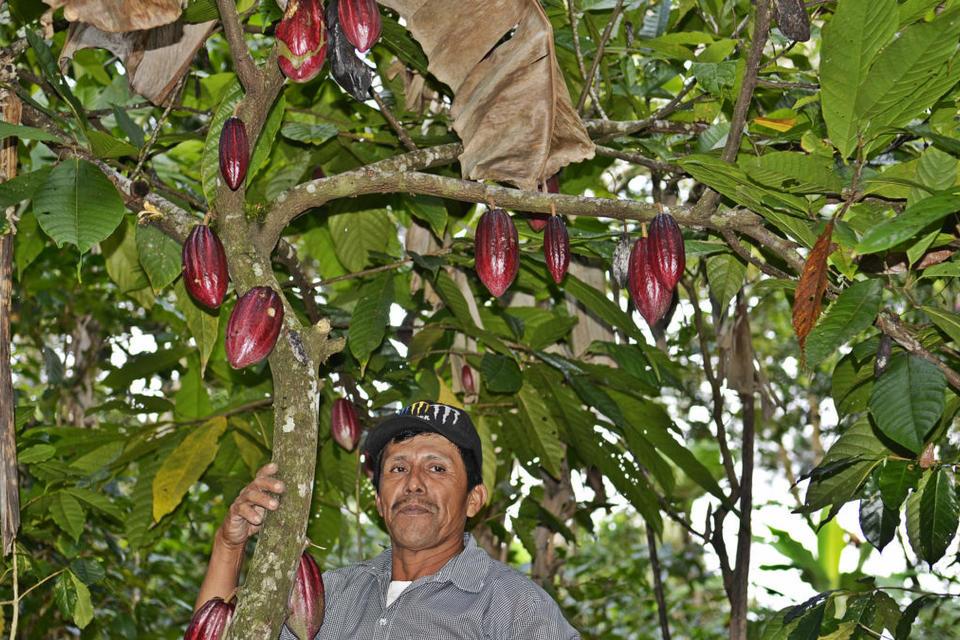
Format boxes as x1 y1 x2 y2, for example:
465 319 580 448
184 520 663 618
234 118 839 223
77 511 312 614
279 534 581 639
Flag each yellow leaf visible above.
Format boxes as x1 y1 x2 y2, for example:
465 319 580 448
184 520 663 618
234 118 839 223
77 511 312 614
152 417 227 522
754 116 797 132
437 378 463 409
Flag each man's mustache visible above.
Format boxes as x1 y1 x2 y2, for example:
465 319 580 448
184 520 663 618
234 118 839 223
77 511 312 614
393 499 436 513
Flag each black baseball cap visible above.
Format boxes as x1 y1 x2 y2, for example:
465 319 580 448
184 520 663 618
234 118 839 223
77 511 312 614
363 401 483 490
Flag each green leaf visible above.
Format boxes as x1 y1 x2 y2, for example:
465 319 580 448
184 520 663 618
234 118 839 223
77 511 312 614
175 280 220 377
562 269 643 342
348 273 395 371
86 129 138 159
480 353 522 393
102 345 190 390
0 121 63 143
174 355 212 420
804 279 882 367
248 95 285 186
802 419 890 513
25 29 89 129
200 77 243 206
152 417 228 522
279 122 339 145
870 354 945 453
859 493 899 551
183 0 219 22
66 487 124 522
820 0 897 158
879 459 921 510
516 379 565 478
403 195 448 239
19 444 56 464
33 159 125 254
0 168 52 211
741 151 845 194
922 306 960 346
380 14 430 76
136 223 183 292
896 595 941 640
328 208 394 272
112 105 145 148
857 195 960 254
50 491 86 542
706 253 745 312
54 570 94 629
101 216 150 293
917 468 959 564
70 440 124 474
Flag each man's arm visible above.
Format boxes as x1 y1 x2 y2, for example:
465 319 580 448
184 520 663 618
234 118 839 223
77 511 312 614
194 462 286 610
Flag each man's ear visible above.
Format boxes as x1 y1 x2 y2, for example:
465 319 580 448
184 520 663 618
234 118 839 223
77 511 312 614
466 483 488 518
375 491 384 518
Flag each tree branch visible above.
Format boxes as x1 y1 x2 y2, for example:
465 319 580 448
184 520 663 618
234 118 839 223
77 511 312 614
594 145 681 173
216 0 260 91
576 0 624 114
369 88 417 151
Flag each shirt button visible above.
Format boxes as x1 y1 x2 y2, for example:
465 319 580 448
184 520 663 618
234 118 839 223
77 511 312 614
379 618 387 626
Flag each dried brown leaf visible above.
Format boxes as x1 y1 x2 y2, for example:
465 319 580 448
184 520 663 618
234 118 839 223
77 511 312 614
44 0 181 32
378 0 595 190
60 20 216 106
792 222 834 351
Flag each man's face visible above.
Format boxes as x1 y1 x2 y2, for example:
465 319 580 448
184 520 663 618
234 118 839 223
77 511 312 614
375 433 486 553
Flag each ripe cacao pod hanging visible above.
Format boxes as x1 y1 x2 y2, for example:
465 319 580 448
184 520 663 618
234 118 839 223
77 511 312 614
338 0 381 53
628 237 672 328
276 0 328 82
527 174 560 232
326 0 373 101
225 287 284 369
611 234 631 288
331 397 360 451
474 208 519 297
543 215 569 284
182 225 229 310
219 117 249 191
184 597 234 640
287 550 325 640
461 365 476 395
648 212 685 289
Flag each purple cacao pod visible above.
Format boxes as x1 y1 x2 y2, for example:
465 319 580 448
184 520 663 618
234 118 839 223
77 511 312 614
648 212 685 289
287 551 325 640
338 0 381 53
543 215 569 284
331 397 360 451
182 225 229 310
474 208 519 298
277 0 328 82
628 237 672 328
219 117 249 191
184 597 234 640
225 287 284 369
461 365 476 395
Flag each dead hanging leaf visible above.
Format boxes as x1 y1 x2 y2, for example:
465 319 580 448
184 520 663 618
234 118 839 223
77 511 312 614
60 20 216 106
377 0 595 190
43 0 181 32
725 295 755 393
792 222 834 353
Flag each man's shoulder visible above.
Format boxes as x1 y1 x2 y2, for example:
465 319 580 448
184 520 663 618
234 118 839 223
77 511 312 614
480 555 556 602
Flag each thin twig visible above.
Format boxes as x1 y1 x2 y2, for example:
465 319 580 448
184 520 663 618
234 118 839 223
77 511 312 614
756 79 819 90
721 229 792 279
274 240 322 323
0 567 62 610
132 77 184 180
575 0 625 113
313 248 451 287
594 145 682 173
646 527 673 640
369 88 417 151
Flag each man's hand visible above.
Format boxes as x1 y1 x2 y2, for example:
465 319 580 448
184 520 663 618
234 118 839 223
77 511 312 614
217 462 286 549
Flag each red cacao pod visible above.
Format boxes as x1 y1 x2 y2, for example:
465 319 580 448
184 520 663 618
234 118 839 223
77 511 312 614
331 398 360 451
543 215 569 284
182 225 229 310
461 365 476 395
277 0 328 82
225 287 284 369
287 551 325 640
628 237 672 328
474 208 519 297
338 0 381 53
219 117 249 191
648 212 685 289
184 597 234 640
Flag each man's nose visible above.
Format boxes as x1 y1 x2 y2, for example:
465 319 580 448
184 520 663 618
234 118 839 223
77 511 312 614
402 466 425 493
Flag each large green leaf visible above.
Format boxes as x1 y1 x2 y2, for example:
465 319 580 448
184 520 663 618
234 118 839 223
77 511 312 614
14 211 46 279
280 122 340 145
869 354 945 453
857 195 960 254
0 121 63 143
200 77 243 206
922 306 960 347
328 208 395 272
101 216 149 293
0 167 52 210
348 273 395 371
403 195 448 239
33 159 125 254
480 353 522 393
879 459 922 510
706 253 745 312
54 570 94 630
516 376 565 479
804 279 882 367
860 493 899 551
175 280 220 377
917 468 959 564
248 95 285 186
50 490 86 542
820 0 897 158
152 417 227 522
561 268 643 341
136 223 183 292
741 152 845 195
802 419 890 513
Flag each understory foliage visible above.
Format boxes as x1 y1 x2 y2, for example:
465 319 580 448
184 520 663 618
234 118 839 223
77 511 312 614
1 0 960 638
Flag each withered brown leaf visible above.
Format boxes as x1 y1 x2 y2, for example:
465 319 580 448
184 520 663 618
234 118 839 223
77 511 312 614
378 0 595 190
792 222 834 353
43 0 181 33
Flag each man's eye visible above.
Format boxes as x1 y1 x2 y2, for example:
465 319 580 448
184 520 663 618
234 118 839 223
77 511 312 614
390 465 406 473
430 465 446 473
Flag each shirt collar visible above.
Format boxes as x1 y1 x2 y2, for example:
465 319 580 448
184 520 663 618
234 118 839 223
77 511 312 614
357 533 490 593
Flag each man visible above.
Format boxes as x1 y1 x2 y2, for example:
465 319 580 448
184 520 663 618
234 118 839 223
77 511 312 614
196 401 581 639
